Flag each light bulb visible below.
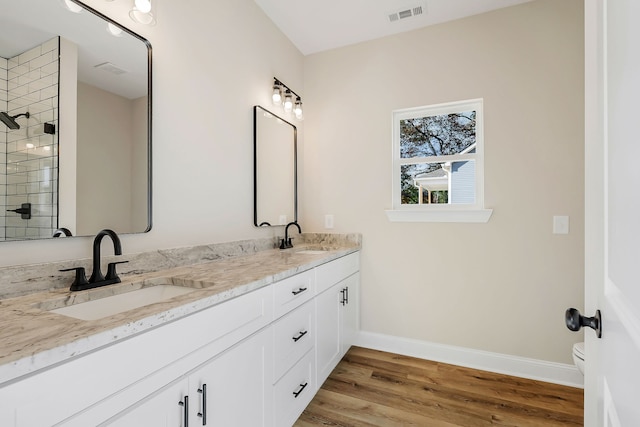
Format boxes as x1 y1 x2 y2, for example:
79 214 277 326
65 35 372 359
294 98 303 119
135 0 152 14
283 91 293 113
63 0 83 13
129 9 156 25
107 23 123 37
272 84 282 105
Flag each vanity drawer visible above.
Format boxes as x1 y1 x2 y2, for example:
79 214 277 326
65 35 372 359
315 252 359 294
273 269 314 319
273 348 315 427
273 299 314 382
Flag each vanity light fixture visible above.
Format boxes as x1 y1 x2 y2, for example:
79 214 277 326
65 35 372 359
129 0 156 25
271 77 303 120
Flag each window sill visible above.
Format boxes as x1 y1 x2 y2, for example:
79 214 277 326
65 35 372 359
384 208 493 223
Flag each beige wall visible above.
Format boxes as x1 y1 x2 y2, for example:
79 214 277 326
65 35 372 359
77 82 133 234
75 86 149 235
131 96 149 232
0 0 303 266
301 0 584 364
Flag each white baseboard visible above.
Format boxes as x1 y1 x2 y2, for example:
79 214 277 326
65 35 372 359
354 331 584 388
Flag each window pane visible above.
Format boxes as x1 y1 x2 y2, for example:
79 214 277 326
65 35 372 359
400 110 476 158
450 160 475 204
400 160 475 205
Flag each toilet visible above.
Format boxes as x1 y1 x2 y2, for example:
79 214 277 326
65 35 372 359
572 342 585 375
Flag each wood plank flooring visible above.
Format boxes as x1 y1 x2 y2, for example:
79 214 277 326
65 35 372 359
295 346 583 426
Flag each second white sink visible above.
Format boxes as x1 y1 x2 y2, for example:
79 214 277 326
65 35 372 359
50 285 196 321
296 250 327 255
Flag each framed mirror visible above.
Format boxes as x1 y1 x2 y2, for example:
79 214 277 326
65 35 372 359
0 0 151 242
253 105 296 227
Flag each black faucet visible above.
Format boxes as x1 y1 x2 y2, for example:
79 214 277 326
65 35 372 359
52 227 72 237
280 221 302 249
60 229 128 291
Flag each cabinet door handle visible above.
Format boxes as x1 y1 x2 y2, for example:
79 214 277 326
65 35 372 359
178 395 189 426
293 382 308 398
197 384 207 425
340 288 346 306
292 330 308 342
292 287 308 295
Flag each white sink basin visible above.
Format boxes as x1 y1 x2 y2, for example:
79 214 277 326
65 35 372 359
50 285 196 321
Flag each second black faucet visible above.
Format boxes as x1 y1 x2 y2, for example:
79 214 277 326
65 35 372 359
280 221 301 249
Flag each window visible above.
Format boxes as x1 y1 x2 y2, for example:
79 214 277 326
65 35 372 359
386 99 492 222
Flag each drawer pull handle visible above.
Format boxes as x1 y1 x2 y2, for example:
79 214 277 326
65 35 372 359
292 330 308 342
293 382 308 398
292 287 308 295
198 384 207 425
178 395 189 426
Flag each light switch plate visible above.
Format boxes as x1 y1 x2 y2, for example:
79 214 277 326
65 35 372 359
553 215 569 234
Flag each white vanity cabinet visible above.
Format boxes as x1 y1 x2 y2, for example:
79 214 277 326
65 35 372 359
315 253 360 387
104 378 189 426
1 284 274 427
0 250 360 427
106 328 272 427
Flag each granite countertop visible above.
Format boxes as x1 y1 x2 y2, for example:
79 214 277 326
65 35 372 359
0 244 359 386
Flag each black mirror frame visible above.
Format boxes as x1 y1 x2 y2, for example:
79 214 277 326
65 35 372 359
67 0 153 235
253 105 297 228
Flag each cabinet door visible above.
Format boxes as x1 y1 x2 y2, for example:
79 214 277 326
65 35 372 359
104 379 190 427
315 282 342 388
340 272 359 356
190 328 272 427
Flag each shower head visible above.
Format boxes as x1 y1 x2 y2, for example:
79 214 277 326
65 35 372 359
0 112 30 130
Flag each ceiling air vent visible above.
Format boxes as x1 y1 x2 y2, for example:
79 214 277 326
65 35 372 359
94 62 127 75
388 3 425 23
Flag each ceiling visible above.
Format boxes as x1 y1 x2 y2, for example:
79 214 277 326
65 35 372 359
254 0 534 55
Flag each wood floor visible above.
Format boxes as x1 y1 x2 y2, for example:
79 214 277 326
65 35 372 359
295 346 583 426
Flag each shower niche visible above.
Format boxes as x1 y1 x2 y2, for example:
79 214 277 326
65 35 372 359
0 0 151 242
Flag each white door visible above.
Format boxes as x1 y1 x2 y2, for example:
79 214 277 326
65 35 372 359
584 0 640 425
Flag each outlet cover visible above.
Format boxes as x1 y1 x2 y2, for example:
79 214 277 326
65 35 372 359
325 214 334 229
553 215 569 234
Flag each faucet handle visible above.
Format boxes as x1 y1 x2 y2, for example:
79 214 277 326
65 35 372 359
60 267 89 291
106 261 129 281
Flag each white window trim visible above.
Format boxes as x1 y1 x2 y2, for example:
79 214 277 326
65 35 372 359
387 98 492 223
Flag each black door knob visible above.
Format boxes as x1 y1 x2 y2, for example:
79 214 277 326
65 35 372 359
565 308 602 338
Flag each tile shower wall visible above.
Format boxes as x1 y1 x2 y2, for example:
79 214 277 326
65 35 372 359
2 38 59 241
